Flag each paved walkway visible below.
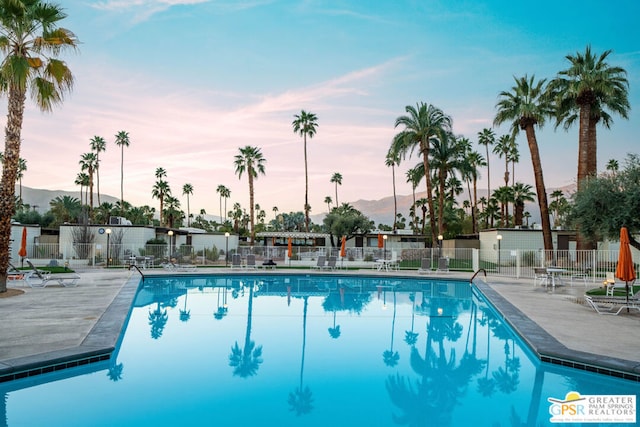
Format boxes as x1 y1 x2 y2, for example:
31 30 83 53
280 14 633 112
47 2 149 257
0 269 638 381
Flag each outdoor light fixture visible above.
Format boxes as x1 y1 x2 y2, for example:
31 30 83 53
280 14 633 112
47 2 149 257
225 232 230 267
105 228 112 267
383 234 388 260
168 230 174 260
497 234 503 273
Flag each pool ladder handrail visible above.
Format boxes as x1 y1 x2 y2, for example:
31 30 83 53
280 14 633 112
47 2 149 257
129 264 145 281
469 268 486 284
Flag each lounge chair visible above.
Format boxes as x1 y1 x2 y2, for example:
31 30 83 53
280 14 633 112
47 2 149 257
417 258 431 274
388 251 400 271
161 262 197 272
231 253 242 269
313 255 327 270
584 295 640 315
7 263 30 285
323 256 337 271
25 259 80 288
436 257 449 273
246 254 257 269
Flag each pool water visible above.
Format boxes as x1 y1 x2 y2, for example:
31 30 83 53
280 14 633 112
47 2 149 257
2 275 638 426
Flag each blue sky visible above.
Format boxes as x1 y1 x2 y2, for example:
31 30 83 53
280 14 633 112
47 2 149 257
7 0 640 219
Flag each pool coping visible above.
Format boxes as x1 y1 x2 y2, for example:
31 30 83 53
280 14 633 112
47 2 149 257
1 270 639 383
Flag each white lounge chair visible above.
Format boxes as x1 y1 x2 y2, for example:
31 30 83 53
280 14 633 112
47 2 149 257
25 259 79 287
585 295 640 315
436 257 449 273
246 254 257 269
323 256 337 271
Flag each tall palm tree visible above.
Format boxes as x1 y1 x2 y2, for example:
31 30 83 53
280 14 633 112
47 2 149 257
494 75 553 252
152 180 170 227
430 131 463 236
89 136 106 205
292 110 318 232
493 135 514 222
79 152 97 218
182 183 193 227
114 130 130 216
385 149 400 232
548 46 629 250
460 149 486 234
330 172 342 206
477 128 496 204
0 0 78 292
392 103 452 244
163 194 182 228
74 172 89 206
234 146 266 245
549 45 629 187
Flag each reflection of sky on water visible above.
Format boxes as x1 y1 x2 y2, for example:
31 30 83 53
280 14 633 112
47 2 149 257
3 275 638 427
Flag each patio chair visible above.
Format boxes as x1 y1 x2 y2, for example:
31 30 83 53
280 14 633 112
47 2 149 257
25 259 80 288
533 267 551 288
605 272 634 297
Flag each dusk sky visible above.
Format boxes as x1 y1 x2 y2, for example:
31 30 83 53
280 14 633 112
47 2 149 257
4 0 639 220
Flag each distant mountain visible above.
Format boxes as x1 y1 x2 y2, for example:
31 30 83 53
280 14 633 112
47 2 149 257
17 185 119 212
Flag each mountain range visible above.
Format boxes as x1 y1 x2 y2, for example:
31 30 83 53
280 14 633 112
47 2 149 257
17 184 573 228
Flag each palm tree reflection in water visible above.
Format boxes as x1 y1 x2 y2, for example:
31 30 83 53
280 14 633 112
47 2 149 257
386 296 482 426
288 296 314 415
383 290 400 367
229 281 263 378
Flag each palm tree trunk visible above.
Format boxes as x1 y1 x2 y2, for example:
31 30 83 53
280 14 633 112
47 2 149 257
392 164 397 232
576 104 593 251
472 178 479 234
96 155 101 206
303 134 309 232
524 125 553 256
0 86 26 292
249 173 255 245
438 168 446 235
120 145 124 216
422 143 437 245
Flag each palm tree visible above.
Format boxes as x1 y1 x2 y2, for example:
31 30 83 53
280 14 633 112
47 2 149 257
406 166 422 233
330 172 342 206
152 179 170 227
89 136 106 205
74 172 89 206
163 195 182 228
606 158 619 176
114 131 130 216
477 128 496 204
234 146 266 245
79 152 98 218
385 149 400 232
49 195 82 225
549 46 629 187
511 182 535 226
430 131 463 236
494 75 553 253
493 135 514 222
392 103 452 244
182 183 193 227
216 185 230 224
292 110 318 232
0 0 78 292
324 196 332 212
460 149 486 234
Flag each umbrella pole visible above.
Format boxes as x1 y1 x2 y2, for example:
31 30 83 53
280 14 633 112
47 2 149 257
626 281 630 313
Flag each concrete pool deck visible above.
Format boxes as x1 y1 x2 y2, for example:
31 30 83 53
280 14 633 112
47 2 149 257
0 268 639 382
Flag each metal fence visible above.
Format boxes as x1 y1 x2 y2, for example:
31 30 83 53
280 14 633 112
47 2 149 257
16 243 632 285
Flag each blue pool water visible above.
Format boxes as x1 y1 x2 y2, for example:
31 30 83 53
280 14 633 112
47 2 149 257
2 274 638 426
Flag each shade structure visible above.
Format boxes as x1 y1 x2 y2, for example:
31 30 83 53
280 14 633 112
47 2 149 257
18 227 27 260
377 234 383 249
615 227 636 308
287 237 293 258
340 236 346 258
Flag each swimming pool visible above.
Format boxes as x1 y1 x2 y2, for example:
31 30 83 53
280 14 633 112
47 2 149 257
2 274 638 426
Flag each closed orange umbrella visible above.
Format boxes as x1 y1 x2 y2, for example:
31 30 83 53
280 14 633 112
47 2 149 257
18 227 27 266
377 233 383 249
340 236 346 258
615 227 636 308
287 237 293 258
